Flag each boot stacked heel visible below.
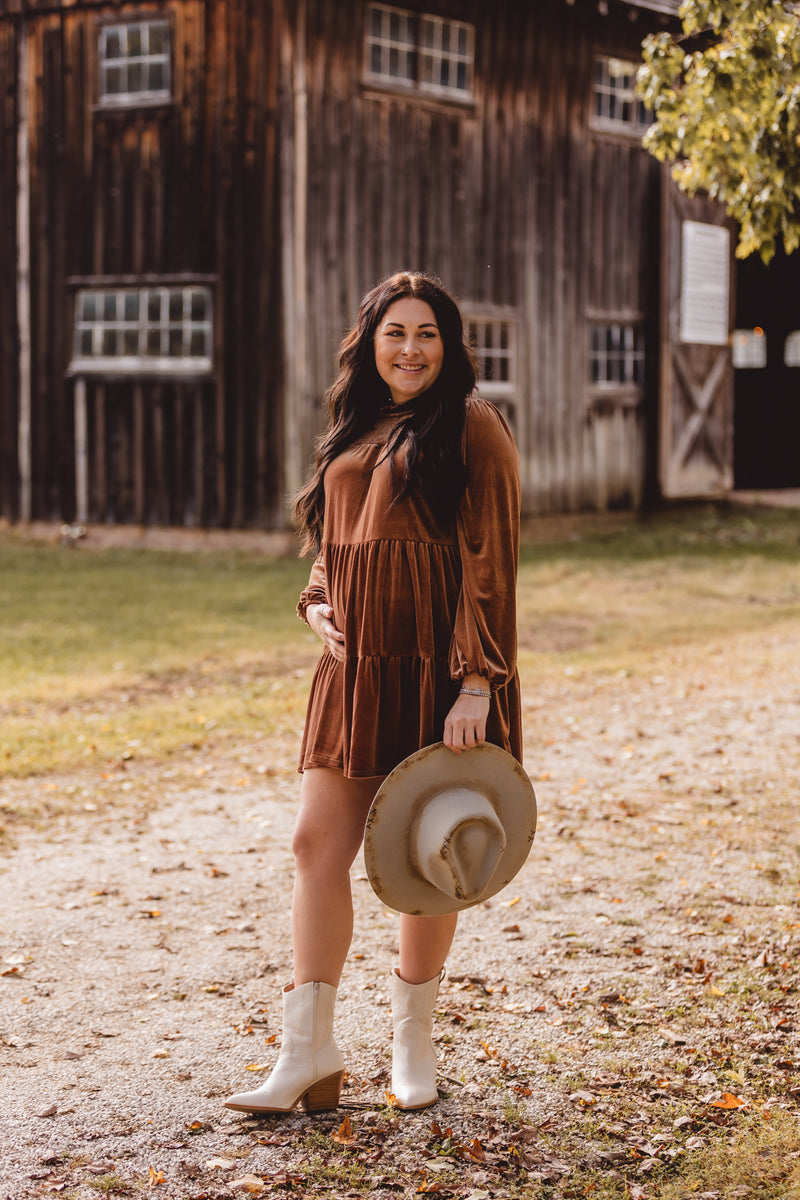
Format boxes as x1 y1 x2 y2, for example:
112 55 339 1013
301 1069 345 1113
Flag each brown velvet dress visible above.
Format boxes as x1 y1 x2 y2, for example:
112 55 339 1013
297 396 522 778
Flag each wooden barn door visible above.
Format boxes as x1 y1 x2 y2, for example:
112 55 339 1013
659 175 735 498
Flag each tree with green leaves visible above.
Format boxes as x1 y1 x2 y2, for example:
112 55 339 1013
638 1 800 261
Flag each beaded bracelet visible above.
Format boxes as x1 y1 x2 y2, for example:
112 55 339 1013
460 687 491 698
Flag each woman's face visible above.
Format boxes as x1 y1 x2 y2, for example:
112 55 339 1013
373 297 444 406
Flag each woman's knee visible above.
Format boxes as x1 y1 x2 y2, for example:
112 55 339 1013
291 770 377 870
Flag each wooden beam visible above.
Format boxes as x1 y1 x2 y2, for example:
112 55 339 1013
17 19 31 521
74 376 88 523
280 0 309 501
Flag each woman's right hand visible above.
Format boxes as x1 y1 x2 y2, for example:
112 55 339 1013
306 603 346 661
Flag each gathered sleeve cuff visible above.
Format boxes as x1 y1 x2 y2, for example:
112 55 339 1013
449 398 520 690
296 553 329 623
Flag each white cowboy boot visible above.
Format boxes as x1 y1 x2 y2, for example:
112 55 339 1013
390 968 442 1110
224 981 344 1114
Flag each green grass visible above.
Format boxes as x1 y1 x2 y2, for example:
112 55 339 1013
0 538 315 780
1 503 799 788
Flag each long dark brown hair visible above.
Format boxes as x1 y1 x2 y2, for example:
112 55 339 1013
293 271 477 555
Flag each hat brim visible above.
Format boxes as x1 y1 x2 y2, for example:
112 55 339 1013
364 742 537 915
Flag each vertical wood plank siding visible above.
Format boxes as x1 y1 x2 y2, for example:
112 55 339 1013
298 0 659 513
0 18 19 519
1 0 282 527
0 0 665 527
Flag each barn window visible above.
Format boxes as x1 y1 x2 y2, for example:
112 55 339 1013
467 315 518 432
784 331 800 367
71 286 212 374
591 56 650 133
98 20 171 107
732 328 767 369
590 323 644 387
366 4 474 99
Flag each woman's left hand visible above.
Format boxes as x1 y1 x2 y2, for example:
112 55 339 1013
443 688 490 754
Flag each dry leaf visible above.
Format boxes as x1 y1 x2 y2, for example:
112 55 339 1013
332 1115 357 1146
709 1092 747 1109
204 1157 236 1169
468 1138 485 1162
228 1175 265 1193
245 1062 270 1072
148 1166 166 1186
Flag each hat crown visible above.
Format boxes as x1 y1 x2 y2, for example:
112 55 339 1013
364 742 537 916
412 787 507 903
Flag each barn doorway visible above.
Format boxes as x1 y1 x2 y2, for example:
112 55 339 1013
733 245 800 489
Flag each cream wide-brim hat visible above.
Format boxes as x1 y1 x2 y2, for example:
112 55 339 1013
363 742 537 916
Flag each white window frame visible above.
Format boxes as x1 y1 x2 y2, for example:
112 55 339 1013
98 19 171 109
365 3 474 101
466 312 518 431
590 322 645 389
70 285 213 376
591 55 650 135
784 331 800 367
732 329 767 369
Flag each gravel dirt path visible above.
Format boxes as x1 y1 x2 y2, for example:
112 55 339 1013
2 624 799 1198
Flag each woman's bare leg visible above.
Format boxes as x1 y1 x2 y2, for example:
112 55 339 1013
398 913 458 984
291 768 382 987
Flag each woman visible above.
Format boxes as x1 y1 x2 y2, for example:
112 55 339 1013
225 271 521 1116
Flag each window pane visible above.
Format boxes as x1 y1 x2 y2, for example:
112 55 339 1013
784 331 800 366
72 285 212 371
79 293 96 321
127 25 142 56
592 55 649 131
105 65 123 95
149 22 167 55
732 329 767 369
99 20 171 104
127 62 143 93
590 322 644 385
148 61 166 92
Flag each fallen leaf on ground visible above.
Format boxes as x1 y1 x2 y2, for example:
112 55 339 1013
709 1092 747 1109
229 1176 265 1193
332 1115 357 1146
148 1165 166 1185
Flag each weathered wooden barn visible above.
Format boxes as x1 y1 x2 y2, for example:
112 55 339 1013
4 0 752 534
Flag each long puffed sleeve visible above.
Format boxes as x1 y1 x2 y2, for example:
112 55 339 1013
296 553 329 623
449 398 520 688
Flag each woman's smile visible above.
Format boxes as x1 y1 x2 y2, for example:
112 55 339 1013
374 297 444 405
